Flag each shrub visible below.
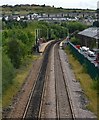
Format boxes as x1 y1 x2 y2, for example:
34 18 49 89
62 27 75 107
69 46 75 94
2 53 15 93
7 39 27 68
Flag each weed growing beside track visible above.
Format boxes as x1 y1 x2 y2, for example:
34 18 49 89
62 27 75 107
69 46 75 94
2 55 39 108
65 47 98 117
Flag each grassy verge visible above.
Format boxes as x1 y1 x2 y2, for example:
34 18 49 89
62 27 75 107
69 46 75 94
65 47 98 117
2 55 40 108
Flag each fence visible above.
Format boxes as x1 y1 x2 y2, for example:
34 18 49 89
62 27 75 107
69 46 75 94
68 42 99 80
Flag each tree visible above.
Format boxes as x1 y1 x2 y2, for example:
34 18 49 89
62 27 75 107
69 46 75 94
2 53 15 93
7 39 26 68
61 22 87 33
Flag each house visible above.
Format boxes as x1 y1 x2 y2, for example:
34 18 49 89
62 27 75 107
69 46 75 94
78 27 99 49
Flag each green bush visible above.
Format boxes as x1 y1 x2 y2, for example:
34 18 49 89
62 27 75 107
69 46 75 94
70 36 80 45
2 53 15 93
91 80 99 91
7 39 28 68
61 21 87 33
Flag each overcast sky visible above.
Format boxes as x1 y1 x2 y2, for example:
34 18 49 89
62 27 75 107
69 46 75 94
0 0 99 9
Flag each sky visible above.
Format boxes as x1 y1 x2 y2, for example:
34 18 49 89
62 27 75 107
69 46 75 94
0 0 99 9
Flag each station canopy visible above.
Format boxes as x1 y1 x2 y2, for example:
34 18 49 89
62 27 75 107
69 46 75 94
78 27 99 39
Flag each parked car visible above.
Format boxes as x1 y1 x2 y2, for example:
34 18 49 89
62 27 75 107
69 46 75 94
80 46 89 57
80 46 89 52
87 50 95 57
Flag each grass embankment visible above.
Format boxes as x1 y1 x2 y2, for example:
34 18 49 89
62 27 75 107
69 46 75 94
65 47 98 117
2 55 40 108
0 46 2 119
1 5 95 15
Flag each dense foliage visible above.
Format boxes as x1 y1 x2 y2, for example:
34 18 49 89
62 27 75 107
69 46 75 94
2 53 15 93
61 21 87 33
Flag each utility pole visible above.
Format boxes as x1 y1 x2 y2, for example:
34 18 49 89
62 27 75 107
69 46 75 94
67 29 69 38
35 29 38 44
97 28 99 49
35 29 39 52
47 29 49 40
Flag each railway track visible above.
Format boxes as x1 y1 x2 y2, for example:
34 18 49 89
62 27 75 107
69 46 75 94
54 43 73 119
22 41 74 119
22 41 56 119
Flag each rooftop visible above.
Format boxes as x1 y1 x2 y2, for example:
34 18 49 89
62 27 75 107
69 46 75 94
78 27 99 39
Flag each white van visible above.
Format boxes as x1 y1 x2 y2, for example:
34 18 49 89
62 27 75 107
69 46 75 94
80 46 89 52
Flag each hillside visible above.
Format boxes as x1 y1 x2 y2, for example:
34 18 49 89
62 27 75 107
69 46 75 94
1 4 96 15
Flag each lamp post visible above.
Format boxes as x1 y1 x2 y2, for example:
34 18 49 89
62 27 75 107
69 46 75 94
67 28 70 42
66 28 69 37
47 29 49 40
35 29 40 52
35 29 39 44
96 39 98 49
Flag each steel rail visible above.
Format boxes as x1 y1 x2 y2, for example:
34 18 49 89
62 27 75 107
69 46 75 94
54 42 75 119
22 41 57 119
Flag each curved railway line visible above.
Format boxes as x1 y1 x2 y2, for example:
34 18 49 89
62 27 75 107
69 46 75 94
22 41 74 119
